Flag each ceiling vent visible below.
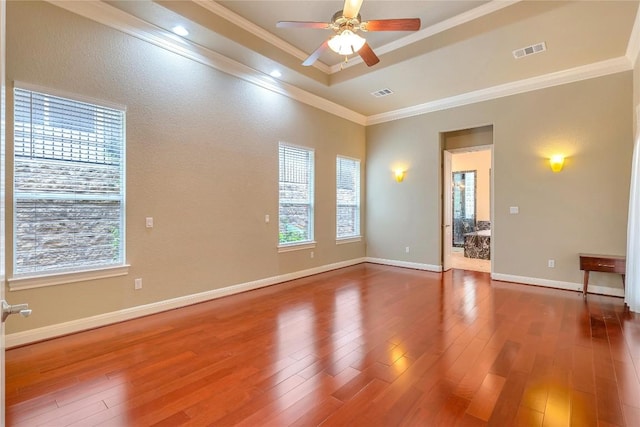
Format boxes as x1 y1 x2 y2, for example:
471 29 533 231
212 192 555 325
371 88 394 98
512 42 546 59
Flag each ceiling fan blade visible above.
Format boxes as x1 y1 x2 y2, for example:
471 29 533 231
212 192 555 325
358 42 380 67
302 40 330 66
362 18 421 32
343 0 364 19
277 21 330 29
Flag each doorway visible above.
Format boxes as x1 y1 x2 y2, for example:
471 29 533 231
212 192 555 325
452 170 477 248
441 126 493 273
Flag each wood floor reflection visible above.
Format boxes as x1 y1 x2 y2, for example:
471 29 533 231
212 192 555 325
6 264 640 426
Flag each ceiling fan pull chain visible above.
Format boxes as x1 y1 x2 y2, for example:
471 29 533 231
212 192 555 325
341 56 349 70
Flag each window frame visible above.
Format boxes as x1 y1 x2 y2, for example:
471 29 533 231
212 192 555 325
336 155 362 242
278 142 315 252
9 82 128 290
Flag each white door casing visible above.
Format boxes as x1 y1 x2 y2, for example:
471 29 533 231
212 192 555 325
443 150 452 271
1 0 7 421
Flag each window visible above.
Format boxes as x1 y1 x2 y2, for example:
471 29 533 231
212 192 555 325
336 156 360 239
13 86 125 276
279 143 314 247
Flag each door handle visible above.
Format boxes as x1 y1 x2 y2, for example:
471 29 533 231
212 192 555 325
1 300 32 322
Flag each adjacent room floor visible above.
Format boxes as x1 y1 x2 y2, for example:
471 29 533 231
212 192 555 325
5 263 640 426
451 247 491 273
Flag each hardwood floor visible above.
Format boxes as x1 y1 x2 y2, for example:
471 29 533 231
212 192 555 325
5 263 640 426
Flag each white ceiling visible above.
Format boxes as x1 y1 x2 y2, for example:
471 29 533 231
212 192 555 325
103 0 639 120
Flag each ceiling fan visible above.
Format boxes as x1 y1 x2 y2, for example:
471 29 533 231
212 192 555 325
276 0 421 67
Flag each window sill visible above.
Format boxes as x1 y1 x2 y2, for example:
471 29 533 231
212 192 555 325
278 241 317 253
9 265 130 291
336 236 362 245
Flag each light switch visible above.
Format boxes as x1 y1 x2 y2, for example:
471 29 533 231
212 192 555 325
145 217 154 228
509 206 519 214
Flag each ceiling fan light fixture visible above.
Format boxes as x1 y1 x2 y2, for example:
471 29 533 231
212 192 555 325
171 25 189 37
328 30 366 55
278 0 420 67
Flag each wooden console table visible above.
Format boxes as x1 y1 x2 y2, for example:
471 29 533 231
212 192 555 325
579 253 626 298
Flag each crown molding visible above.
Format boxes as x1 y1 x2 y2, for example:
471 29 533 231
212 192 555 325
194 0 521 75
45 0 366 126
627 3 640 67
194 0 332 74
330 0 521 73
366 56 633 126
159 0 638 81
40 1 637 128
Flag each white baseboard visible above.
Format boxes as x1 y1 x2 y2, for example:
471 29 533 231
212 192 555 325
10 260 623 347
491 273 625 297
365 257 442 272
5 257 367 348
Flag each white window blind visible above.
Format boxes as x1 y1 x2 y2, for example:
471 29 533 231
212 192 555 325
279 143 314 245
13 87 125 275
336 156 360 239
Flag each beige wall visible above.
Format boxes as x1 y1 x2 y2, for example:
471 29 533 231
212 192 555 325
4 1 366 333
4 1 636 336
367 72 633 291
451 150 492 222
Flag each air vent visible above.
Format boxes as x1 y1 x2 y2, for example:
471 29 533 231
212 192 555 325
371 88 394 98
512 42 546 59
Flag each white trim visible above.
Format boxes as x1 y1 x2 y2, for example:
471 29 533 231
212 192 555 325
4 257 366 348
330 0 520 73
194 0 331 74
626 3 640 67
1 0 6 420
277 241 317 253
446 144 494 154
45 1 635 128
8 265 130 291
8 259 627 347
336 154 361 162
197 0 519 75
44 0 366 126
491 273 625 298
279 140 316 153
336 236 362 245
13 80 127 112
366 56 632 125
365 257 442 272
637 103 640 140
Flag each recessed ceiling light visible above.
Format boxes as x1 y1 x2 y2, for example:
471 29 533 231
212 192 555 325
172 26 189 37
269 70 282 78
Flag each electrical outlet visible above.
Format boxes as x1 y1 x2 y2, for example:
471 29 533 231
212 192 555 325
135 278 143 290
265 214 270 223
548 259 555 268
310 251 314 259
405 246 410 253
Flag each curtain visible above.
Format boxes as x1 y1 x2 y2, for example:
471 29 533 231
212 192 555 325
626 112 640 313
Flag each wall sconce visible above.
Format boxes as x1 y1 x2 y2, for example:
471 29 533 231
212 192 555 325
394 169 406 183
549 155 565 172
